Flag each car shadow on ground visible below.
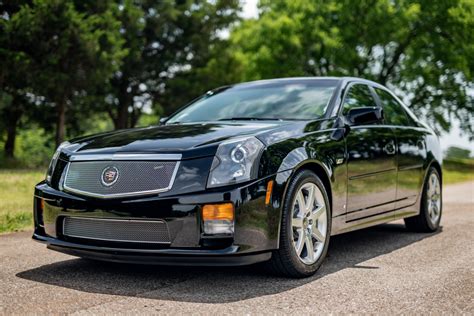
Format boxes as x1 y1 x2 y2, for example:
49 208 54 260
16 223 441 303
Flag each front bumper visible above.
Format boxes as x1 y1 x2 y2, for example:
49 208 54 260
33 233 271 266
33 173 289 266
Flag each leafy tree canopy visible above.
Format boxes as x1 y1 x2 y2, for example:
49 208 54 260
445 145 472 159
223 0 474 139
2 0 126 146
104 0 241 128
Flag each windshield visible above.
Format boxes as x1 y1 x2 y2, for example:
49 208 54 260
167 79 338 123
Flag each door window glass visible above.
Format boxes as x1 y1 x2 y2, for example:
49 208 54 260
342 84 378 115
375 88 414 126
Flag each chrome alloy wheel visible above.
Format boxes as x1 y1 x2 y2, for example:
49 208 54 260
291 182 328 265
426 173 441 225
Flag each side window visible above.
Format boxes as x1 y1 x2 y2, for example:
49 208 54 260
375 88 413 126
342 84 378 115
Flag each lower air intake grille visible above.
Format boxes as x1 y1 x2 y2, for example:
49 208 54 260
63 217 171 244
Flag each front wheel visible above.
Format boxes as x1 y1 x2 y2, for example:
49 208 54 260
404 167 442 232
266 170 331 278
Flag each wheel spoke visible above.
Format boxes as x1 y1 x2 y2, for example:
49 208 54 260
296 192 306 216
312 227 325 242
427 182 433 196
311 205 326 222
432 203 439 216
305 234 314 262
306 185 315 212
294 230 304 255
292 217 303 229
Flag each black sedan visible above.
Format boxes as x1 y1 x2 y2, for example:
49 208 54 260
33 77 442 277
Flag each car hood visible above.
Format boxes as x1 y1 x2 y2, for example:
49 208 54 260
64 121 304 160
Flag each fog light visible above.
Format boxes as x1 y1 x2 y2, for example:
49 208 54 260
202 203 234 235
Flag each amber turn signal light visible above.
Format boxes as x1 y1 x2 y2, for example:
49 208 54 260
202 203 234 235
202 203 234 221
265 180 274 205
39 198 45 212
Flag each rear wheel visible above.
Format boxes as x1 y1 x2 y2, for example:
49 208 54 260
267 170 331 278
404 167 442 232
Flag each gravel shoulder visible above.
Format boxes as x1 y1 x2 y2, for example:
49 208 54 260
0 181 473 315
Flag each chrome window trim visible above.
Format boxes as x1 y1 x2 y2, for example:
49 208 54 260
62 160 181 199
68 153 182 161
62 217 171 244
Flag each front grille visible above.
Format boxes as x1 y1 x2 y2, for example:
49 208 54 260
63 217 171 244
63 160 179 198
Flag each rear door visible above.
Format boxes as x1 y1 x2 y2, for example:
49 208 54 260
373 88 427 208
343 83 398 221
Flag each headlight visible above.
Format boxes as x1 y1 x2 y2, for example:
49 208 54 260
207 136 264 188
46 141 70 184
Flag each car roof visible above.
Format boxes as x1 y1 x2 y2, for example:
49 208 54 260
231 76 387 90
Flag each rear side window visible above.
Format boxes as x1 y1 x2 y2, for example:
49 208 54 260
342 84 378 115
375 88 414 126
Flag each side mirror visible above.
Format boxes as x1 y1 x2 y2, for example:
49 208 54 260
346 107 383 126
159 117 168 125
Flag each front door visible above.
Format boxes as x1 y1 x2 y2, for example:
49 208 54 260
342 84 398 221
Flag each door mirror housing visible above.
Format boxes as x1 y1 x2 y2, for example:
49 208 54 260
346 107 383 126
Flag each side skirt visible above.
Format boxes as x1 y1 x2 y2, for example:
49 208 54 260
331 204 419 236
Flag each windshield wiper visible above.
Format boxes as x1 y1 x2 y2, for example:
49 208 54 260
218 117 282 121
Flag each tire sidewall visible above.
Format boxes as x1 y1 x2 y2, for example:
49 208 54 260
281 170 332 275
421 167 442 230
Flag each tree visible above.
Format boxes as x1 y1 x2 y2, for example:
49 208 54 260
103 0 241 128
445 146 471 159
6 0 125 146
224 0 474 139
0 1 35 158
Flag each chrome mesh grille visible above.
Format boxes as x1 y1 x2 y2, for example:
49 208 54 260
63 217 171 244
63 161 178 198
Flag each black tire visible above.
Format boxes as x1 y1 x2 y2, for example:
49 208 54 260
404 167 442 232
266 170 331 278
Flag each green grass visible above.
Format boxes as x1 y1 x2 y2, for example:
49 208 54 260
0 158 472 234
443 158 474 185
0 169 45 233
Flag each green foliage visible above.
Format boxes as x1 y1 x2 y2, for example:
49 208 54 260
444 157 474 172
1 0 127 146
443 157 474 184
220 0 474 138
1 0 473 163
136 113 159 128
445 146 472 159
15 128 55 168
104 0 241 127
0 126 54 168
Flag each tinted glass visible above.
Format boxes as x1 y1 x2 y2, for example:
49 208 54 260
342 84 377 115
375 88 411 126
167 80 338 123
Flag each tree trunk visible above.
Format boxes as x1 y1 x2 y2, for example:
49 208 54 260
130 107 141 128
3 94 23 158
55 100 66 147
4 108 21 158
114 100 129 130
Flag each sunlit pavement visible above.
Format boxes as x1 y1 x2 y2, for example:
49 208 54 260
0 181 472 314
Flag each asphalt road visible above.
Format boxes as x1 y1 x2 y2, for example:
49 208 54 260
1 181 473 315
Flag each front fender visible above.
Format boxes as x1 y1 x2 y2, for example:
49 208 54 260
260 127 348 246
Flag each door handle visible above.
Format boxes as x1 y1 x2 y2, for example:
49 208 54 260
384 141 396 155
